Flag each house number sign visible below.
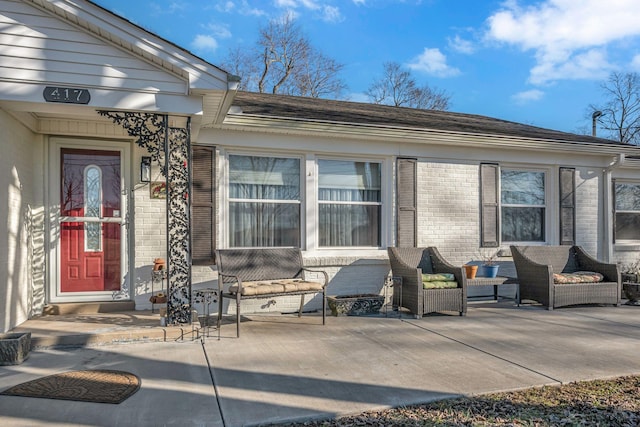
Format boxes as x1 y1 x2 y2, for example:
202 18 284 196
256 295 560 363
43 86 91 104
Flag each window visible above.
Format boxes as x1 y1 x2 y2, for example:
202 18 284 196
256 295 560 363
84 165 102 251
318 159 381 247
615 182 640 241
228 155 300 247
501 169 546 242
480 164 548 246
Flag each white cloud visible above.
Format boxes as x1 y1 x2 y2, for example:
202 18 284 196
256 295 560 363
215 1 235 13
632 54 640 71
191 34 218 52
511 89 544 104
352 0 366 4
485 0 640 84
530 48 613 84
448 35 475 54
322 5 343 22
205 23 232 39
238 0 267 16
406 48 461 77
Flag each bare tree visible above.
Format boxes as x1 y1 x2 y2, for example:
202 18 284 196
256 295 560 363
222 13 347 98
291 52 347 98
591 72 640 144
365 62 451 110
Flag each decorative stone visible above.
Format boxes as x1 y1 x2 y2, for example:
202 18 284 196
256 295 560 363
0 332 31 365
327 294 385 316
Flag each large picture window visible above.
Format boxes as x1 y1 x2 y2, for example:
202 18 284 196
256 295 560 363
500 169 546 242
615 182 640 241
318 159 381 247
228 155 300 247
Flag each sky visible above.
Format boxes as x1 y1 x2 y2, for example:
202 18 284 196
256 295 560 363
92 0 640 135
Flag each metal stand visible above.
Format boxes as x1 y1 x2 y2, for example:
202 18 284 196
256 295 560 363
384 275 403 318
150 270 167 314
192 288 220 341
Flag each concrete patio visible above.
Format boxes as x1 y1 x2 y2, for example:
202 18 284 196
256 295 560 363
0 302 638 426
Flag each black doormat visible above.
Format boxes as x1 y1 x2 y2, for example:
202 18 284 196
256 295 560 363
0 369 140 404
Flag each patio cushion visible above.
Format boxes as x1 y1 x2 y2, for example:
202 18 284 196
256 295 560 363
553 271 604 284
229 279 324 296
422 273 456 282
422 281 459 289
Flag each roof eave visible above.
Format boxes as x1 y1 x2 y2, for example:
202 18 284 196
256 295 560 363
218 113 639 156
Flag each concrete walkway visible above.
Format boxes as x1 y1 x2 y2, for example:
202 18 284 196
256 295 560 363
0 303 638 426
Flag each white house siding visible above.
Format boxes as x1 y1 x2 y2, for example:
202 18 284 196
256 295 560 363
0 108 43 333
0 0 187 99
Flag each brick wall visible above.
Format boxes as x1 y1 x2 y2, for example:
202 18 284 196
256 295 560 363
574 167 601 257
416 160 481 265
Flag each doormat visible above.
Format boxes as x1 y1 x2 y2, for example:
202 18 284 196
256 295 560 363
0 369 140 404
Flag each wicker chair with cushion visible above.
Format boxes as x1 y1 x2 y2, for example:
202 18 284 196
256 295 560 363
387 247 467 317
510 245 621 310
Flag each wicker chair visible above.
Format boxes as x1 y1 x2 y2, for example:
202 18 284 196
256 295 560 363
510 245 621 310
387 247 467 317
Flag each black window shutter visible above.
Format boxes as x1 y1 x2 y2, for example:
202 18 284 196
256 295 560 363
191 146 215 265
397 158 417 247
559 167 576 245
480 163 499 247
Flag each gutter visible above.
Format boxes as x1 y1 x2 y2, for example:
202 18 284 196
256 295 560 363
604 153 625 262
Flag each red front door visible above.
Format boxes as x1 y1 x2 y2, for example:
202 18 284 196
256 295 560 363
60 149 122 293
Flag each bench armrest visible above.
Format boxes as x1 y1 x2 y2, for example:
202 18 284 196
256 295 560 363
218 272 242 293
302 267 329 288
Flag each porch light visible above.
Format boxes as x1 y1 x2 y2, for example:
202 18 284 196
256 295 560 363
140 156 151 183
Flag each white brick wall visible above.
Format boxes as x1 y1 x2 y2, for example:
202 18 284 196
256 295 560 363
574 168 601 256
131 147 168 309
416 161 482 264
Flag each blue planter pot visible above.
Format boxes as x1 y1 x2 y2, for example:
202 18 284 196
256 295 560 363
482 264 499 278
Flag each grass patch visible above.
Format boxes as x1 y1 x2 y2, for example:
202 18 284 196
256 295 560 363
276 375 639 426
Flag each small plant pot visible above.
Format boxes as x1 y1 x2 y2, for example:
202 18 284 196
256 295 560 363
0 332 31 365
482 264 499 278
464 265 478 279
327 294 384 316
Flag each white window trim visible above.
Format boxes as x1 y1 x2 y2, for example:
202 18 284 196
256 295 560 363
221 150 390 254
613 180 640 244
223 150 305 249
312 155 387 252
499 166 552 245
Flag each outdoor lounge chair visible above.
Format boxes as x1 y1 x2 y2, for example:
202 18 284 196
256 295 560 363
387 247 467 317
510 245 621 310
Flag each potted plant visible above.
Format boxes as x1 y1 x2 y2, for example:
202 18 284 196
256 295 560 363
620 259 640 283
479 249 500 278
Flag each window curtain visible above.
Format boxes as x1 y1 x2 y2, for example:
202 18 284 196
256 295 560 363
228 155 300 248
318 160 381 247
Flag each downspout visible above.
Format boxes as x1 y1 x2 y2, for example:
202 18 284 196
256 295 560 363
603 153 625 262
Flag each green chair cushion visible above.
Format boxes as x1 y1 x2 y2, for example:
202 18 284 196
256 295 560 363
421 273 456 282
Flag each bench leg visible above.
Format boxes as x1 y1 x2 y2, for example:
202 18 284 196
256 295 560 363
236 294 241 338
322 292 326 325
298 294 305 317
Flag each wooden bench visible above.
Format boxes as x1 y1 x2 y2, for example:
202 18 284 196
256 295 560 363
215 248 328 337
